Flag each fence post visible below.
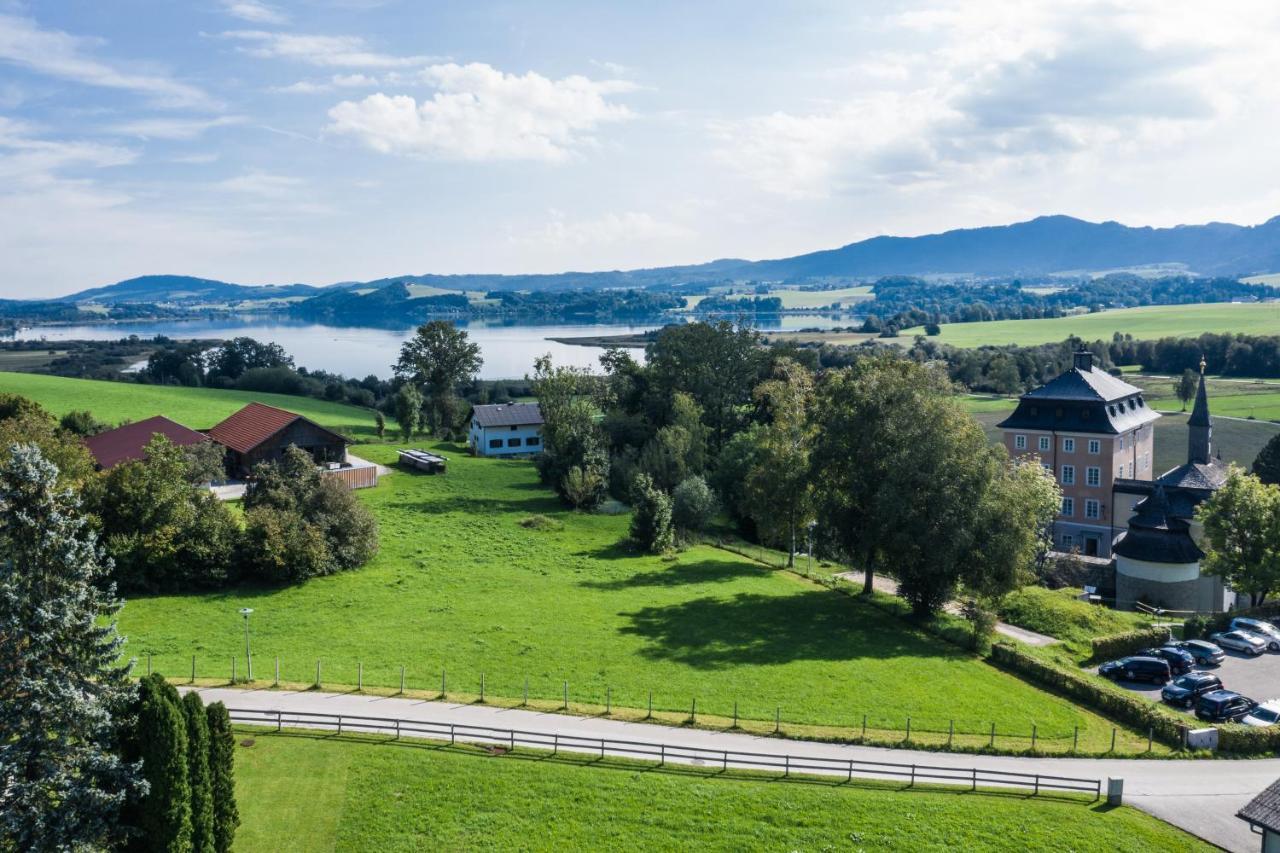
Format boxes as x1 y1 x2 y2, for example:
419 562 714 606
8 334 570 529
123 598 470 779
399 665 405 694
905 716 911 743
691 697 696 723
775 707 780 734
1031 724 1037 752
563 681 568 710
733 701 738 729
511 729 515 753
231 657 236 684
606 687 611 715
480 672 484 703
784 754 789 777
553 733 558 755
337 714 342 735
449 723 454 745
276 710 282 733
1073 726 1079 753
191 654 196 684
523 678 528 706
989 723 995 748
647 691 653 719
274 656 280 687
861 714 867 739
847 759 853 782
659 743 664 766
442 668 446 697
1147 727 1153 753
723 750 728 772
948 720 954 748
971 767 977 791
315 659 321 688
395 719 400 740
909 764 915 787
1110 727 1117 753
357 662 362 692
1034 774 1040 796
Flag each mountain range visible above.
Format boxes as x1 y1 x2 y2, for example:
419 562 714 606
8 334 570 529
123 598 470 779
49 214 1280 303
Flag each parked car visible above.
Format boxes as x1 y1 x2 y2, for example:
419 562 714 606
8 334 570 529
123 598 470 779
1211 631 1268 656
1099 656 1172 684
1176 639 1226 666
1231 618 1280 652
1242 700 1280 727
1161 673 1224 709
1196 690 1258 723
1138 645 1195 676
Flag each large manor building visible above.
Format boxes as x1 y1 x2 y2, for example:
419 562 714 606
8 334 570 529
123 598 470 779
999 351 1234 612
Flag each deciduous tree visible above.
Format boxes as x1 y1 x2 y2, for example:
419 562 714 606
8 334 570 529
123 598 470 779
393 383 423 441
1198 468 1280 606
393 321 483 434
629 472 673 553
1175 368 1198 411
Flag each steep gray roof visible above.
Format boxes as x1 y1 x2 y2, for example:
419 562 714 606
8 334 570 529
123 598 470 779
1239 777 1280 833
997 350 1159 435
1112 486 1204 564
1158 460 1229 492
471 402 544 428
1020 364 1143 403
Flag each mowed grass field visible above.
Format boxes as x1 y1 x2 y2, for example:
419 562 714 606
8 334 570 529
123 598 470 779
0 372 378 438
231 734 1207 853
933 302 1280 348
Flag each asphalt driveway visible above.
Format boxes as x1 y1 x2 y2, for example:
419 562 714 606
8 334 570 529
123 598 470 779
1104 646 1280 714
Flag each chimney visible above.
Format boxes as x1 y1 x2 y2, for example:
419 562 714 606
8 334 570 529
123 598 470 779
1073 350 1094 371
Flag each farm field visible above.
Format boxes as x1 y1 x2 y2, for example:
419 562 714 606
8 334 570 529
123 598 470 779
0 371 378 438
932 302 1280 348
231 733 1207 853
749 285 873 310
1125 373 1280 422
106 432 1147 750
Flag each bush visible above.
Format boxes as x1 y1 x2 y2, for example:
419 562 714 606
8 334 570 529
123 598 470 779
561 464 607 511
671 475 718 535
1218 723 1280 753
989 643 1184 747
629 472 673 554
518 514 563 531
1090 626 1173 662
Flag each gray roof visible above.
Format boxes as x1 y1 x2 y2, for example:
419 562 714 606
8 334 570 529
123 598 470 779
1158 460 1229 492
1112 486 1204 564
997 351 1159 435
1021 365 1143 403
471 402 544 428
1239 777 1280 833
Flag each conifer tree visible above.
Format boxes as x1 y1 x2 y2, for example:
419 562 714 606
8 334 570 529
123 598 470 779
135 673 192 852
182 692 216 853
0 443 142 851
206 702 240 853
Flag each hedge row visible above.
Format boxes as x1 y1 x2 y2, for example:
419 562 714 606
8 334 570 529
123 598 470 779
989 643 1184 747
1218 723 1280 753
1090 626 1172 662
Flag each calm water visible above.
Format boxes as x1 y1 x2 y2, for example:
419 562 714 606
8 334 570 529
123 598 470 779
10 314 851 379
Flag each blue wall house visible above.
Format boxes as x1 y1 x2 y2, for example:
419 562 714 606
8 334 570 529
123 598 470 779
469 402 544 457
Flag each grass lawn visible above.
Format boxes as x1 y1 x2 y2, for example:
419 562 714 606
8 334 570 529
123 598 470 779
933 302 1280 348
0 372 378 439
116 438 1154 751
231 733 1207 852
998 587 1154 658
1125 373 1280 423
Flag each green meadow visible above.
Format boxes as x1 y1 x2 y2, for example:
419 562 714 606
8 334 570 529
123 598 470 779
230 733 1208 852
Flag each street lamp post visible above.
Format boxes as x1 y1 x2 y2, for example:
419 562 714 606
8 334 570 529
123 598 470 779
239 608 254 682
806 521 817 575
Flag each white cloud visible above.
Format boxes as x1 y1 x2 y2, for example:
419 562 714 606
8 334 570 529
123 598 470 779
513 210 694 249
0 13 215 109
221 0 288 25
714 1 1280 199
272 73 379 94
218 170 305 199
0 118 136 182
325 63 635 162
224 30 432 68
107 115 246 140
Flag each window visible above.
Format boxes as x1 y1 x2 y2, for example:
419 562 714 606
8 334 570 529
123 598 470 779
507 437 522 447
1119 436 1126 451
510 425 518 432
1038 436 1050 452
1128 462 1134 478
1061 497 1074 517
1041 463 1052 474
1085 499 1101 519
1086 466 1101 487
1088 439 1100 454
488 438 502 449
1062 438 1075 453
526 436 540 446
1014 434 1027 450
1061 465 1075 485
1062 534 1074 548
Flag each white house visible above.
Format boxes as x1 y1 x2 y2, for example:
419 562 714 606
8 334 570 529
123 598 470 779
469 402 544 457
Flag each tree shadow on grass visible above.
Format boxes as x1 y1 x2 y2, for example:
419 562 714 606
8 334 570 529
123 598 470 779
619 591 957 669
580 559 774 591
382 492 563 518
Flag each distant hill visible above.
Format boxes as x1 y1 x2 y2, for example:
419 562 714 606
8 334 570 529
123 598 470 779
47 215 1280 302
60 275 324 304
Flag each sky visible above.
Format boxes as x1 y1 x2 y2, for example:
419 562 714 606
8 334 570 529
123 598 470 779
2 1 1280 298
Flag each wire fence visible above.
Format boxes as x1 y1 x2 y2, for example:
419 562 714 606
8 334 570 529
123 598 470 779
147 653 1155 754
225 706 1103 799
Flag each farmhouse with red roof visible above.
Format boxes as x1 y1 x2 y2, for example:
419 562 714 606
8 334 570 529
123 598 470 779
206 401 352 478
83 415 211 470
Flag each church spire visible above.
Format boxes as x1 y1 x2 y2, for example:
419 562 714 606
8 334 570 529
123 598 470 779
1187 356 1212 464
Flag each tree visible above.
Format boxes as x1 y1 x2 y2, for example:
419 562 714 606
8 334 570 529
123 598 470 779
375 411 386 439
1175 368 1198 411
393 383 423 441
0 393 96 489
0 444 143 851
529 355 610 507
561 465 606 511
671 475 718 536
742 358 814 566
205 337 293 383
1253 432 1280 485
393 321 483 434
182 692 215 853
205 702 239 853
133 673 191 852
637 392 708 491
629 472 673 553
1198 468 1280 606
58 409 107 436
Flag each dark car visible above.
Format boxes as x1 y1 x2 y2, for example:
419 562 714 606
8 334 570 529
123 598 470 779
1196 690 1257 723
1098 656 1172 684
1139 646 1195 676
1176 640 1226 666
1161 673 1224 709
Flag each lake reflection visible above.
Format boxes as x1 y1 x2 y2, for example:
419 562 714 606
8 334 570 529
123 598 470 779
10 314 853 379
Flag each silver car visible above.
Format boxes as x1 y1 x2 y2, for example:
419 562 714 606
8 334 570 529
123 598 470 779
1211 630 1267 656
1243 700 1280 727
1231 618 1280 652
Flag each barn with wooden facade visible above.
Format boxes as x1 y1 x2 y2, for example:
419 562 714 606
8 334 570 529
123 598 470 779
207 402 352 479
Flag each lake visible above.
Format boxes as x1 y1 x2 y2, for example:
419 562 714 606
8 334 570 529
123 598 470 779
10 314 851 379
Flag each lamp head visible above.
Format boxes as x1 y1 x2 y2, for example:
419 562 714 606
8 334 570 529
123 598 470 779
239 607 254 617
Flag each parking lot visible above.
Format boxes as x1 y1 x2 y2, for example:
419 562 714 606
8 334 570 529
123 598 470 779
1105 646 1280 714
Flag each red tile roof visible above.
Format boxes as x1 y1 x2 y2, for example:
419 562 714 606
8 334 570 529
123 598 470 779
83 415 209 470
206 402 348 454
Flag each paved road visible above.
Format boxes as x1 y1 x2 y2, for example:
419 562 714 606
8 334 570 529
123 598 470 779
194 687 1276 851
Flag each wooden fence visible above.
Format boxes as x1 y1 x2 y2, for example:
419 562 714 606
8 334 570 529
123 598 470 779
225 706 1103 799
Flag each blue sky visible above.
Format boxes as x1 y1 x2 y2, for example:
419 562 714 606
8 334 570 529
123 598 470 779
1 1 1279 297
